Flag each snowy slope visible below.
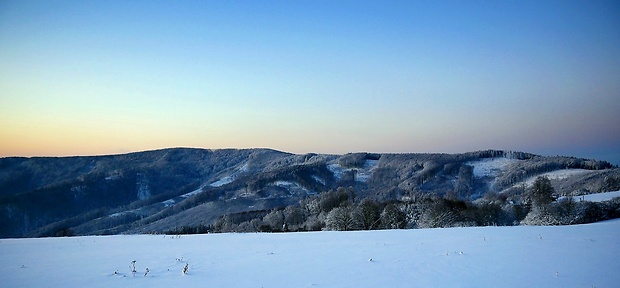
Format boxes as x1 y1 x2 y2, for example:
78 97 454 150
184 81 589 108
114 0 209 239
209 163 250 187
523 169 596 186
327 159 379 182
568 190 620 202
2 220 620 288
468 157 520 178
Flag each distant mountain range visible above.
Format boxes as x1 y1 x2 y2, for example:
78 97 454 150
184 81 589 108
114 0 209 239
0 148 618 238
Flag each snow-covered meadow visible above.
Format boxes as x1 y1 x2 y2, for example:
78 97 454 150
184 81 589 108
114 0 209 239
2 220 619 288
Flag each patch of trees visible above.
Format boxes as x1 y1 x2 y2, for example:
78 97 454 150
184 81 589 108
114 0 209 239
0 173 139 237
601 176 620 192
199 179 620 234
245 163 334 193
338 153 381 168
493 158 614 193
521 176 620 225
164 224 211 235
30 208 109 237
204 189 505 233
205 187 500 233
453 165 474 199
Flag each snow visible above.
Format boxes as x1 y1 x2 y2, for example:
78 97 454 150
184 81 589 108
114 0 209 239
107 187 199 219
209 163 249 187
162 199 175 207
108 212 127 218
208 176 233 188
468 157 520 178
523 169 594 186
327 159 378 182
273 181 312 195
327 163 345 180
312 175 326 185
2 220 620 288
274 180 295 186
567 190 620 203
356 159 378 182
179 186 206 198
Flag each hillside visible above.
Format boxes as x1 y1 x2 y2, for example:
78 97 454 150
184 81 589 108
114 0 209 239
0 148 618 238
2 219 619 287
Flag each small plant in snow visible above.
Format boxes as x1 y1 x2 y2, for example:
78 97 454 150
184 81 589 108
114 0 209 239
130 260 137 274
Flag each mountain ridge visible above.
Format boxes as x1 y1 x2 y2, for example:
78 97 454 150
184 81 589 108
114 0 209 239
0 148 618 238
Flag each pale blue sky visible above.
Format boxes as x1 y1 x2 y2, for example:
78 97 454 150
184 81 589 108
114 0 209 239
1 0 619 164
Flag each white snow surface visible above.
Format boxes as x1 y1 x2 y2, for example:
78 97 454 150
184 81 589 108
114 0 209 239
179 185 206 198
327 163 345 179
312 175 326 185
162 199 176 207
327 159 378 182
208 176 234 188
568 190 620 203
272 181 312 195
209 163 249 187
468 157 520 178
2 220 620 288
523 169 595 186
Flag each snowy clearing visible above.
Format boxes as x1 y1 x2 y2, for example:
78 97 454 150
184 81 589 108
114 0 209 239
2 220 619 288
567 190 620 203
209 163 250 187
273 181 312 195
327 159 378 182
467 157 520 178
312 175 326 185
523 169 595 186
179 185 206 198
208 176 234 187
162 199 175 207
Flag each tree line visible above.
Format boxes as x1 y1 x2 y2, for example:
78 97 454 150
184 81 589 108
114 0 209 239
165 176 620 235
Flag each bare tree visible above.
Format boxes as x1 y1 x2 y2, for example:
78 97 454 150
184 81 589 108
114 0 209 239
380 204 406 229
326 206 360 231
354 198 382 230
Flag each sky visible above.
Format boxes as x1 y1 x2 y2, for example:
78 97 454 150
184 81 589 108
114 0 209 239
1 1 619 164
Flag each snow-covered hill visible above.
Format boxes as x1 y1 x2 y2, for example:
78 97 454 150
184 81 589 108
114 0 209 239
2 220 619 288
1 149 617 237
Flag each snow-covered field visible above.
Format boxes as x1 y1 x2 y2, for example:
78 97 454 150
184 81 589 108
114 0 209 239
567 190 620 203
2 220 620 288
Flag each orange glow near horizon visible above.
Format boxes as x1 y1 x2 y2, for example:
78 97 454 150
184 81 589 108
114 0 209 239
0 1 618 165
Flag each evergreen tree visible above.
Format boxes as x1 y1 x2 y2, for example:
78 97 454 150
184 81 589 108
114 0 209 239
531 176 554 209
